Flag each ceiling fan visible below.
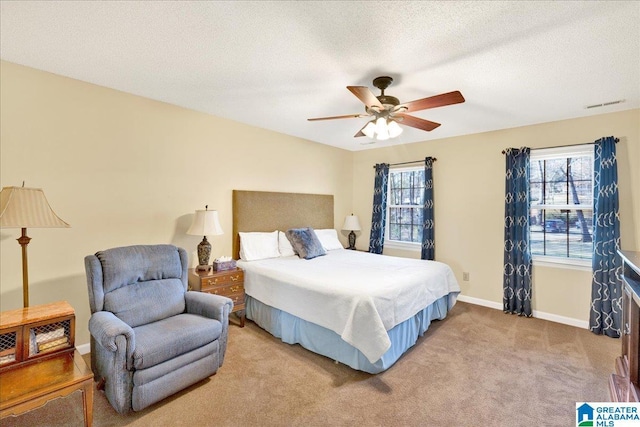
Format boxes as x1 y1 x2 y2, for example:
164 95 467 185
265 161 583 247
308 76 465 141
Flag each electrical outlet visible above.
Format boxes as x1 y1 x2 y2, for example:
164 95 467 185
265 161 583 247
463 272 469 281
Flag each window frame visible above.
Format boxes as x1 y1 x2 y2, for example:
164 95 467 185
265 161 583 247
529 144 594 269
384 165 424 251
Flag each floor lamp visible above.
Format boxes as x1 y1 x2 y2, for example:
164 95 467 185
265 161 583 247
0 186 70 307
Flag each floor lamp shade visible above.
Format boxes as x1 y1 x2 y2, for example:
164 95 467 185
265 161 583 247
187 208 224 271
0 186 70 307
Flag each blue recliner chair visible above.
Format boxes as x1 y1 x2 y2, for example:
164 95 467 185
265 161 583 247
85 244 232 414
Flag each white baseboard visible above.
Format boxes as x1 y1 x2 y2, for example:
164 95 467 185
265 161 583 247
76 343 91 355
533 310 589 329
457 295 502 310
456 294 589 330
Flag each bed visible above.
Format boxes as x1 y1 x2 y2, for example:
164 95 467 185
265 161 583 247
233 190 460 374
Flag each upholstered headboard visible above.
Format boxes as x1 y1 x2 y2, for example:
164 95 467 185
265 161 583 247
232 190 334 259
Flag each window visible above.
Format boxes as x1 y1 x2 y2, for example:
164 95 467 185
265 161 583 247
385 166 424 247
529 145 594 265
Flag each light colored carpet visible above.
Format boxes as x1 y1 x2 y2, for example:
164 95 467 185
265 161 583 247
1 302 618 426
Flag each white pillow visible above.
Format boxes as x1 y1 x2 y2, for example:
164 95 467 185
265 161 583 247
278 231 296 257
239 231 280 261
314 229 345 251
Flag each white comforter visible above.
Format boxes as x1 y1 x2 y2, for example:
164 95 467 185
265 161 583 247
238 250 460 363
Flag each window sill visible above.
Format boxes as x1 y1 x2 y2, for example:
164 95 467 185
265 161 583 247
532 256 591 271
384 240 421 252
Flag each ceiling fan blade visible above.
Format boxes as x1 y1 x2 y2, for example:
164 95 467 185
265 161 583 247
308 113 366 121
395 114 441 132
401 91 465 113
354 123 368 138
347 86 383 109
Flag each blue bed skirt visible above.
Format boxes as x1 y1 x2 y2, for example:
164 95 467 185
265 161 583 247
246 293 456 374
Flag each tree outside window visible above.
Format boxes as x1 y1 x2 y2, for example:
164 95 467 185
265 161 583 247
530 146 593 261
387 167 424 244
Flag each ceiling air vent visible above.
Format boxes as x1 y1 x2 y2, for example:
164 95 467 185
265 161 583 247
585 99 625 109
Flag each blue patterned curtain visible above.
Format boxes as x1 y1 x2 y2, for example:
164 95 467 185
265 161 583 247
589 136 621 337
503 147 532 317
369 163 389 254
421 157 435 260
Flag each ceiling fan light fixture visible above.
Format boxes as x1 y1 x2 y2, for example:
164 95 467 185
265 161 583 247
377 129 390 141
362 121 376 138
387 120 403 138
374 117 389 140
362 117 401 141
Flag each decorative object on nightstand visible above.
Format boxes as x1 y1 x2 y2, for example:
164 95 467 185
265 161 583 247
186 205 223 271
0 185 70 307
342 214 361 250
213 256 236 271
189 267 245 327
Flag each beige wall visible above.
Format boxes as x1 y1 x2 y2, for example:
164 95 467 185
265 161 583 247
0 61 354 345
352 109 640 323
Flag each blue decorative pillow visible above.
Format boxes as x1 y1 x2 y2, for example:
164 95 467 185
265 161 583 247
285 227 326 260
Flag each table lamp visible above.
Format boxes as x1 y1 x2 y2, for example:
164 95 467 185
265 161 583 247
0 186 70 307
342 214 361 250
187 205 223 271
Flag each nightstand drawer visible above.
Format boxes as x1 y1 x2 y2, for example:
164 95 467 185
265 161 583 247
226 294 245 309
201 290 244 310
203 271 243 287
202 283 244 296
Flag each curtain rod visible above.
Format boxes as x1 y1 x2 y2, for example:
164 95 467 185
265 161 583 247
372 158 437 169
501 138 619 154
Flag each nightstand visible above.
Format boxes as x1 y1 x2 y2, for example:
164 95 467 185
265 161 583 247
188 267 245 327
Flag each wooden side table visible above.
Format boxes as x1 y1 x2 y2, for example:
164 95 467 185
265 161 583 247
0 301 94 426
0 349 93 426
188 267 246 327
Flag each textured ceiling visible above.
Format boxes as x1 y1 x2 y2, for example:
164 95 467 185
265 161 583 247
1 1 638 151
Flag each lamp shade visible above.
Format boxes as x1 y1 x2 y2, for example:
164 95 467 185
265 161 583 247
0 186 70 308
387 120 403 138
187 209 223 236
361 117 403 141
0 186 70 228
362 121 376 138
342 214 361 231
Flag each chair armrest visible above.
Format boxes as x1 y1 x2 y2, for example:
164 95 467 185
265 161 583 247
185 291 233 322
185 291 233 367
89 311 135 357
